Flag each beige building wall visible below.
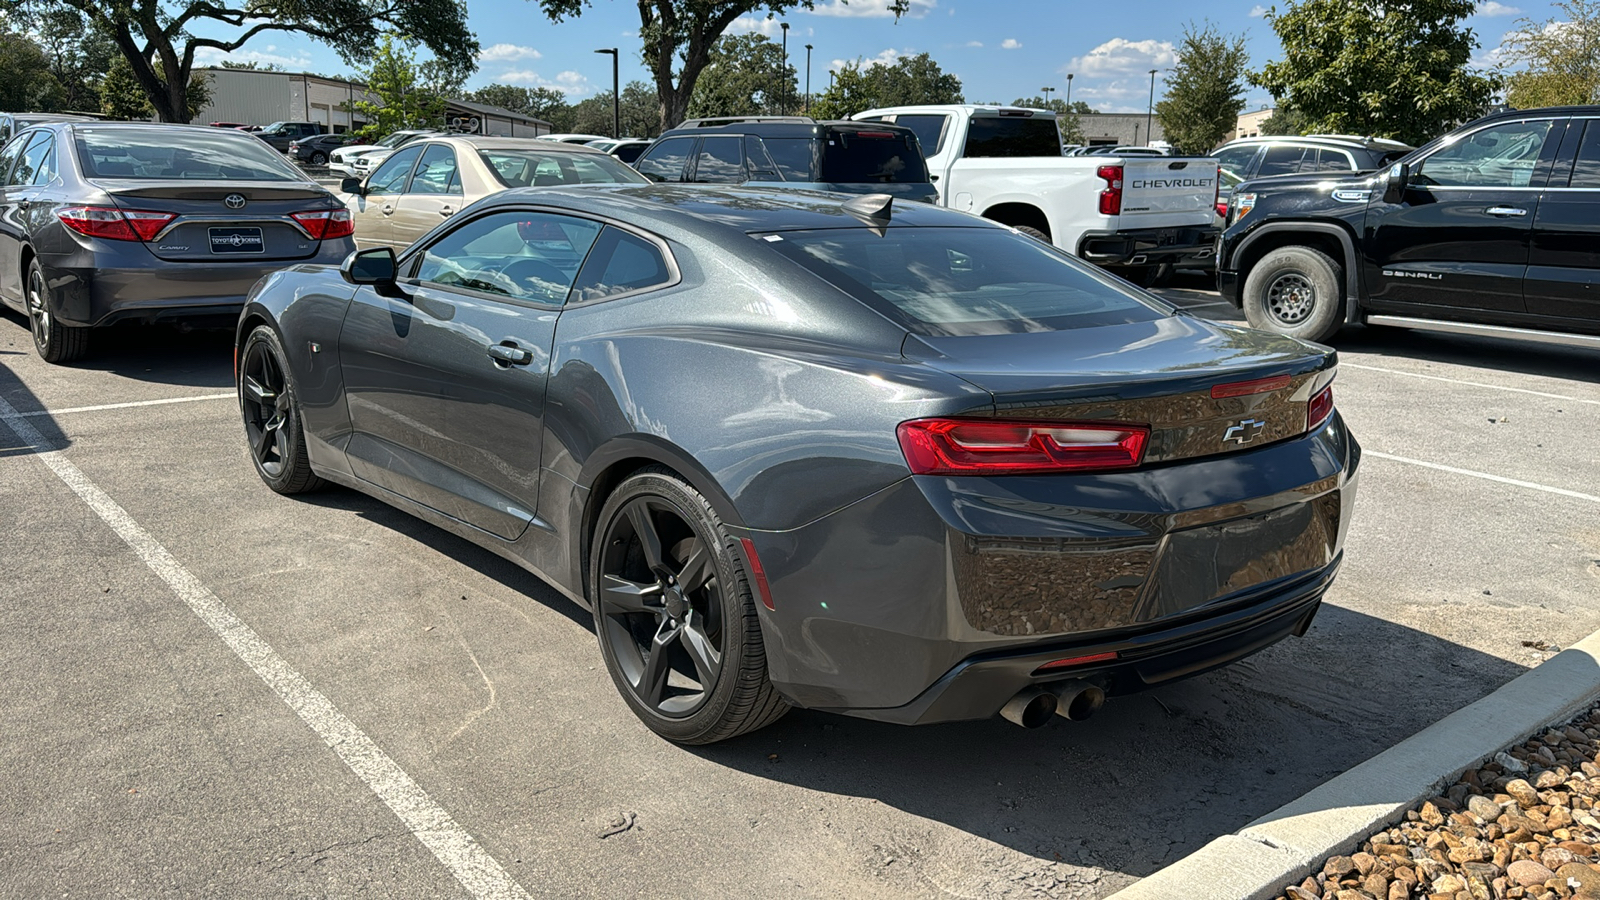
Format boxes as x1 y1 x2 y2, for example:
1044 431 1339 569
1235 107 1276 140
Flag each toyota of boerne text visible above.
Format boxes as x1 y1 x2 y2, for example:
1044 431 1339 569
1218 106 1600 348
236 184 1358 745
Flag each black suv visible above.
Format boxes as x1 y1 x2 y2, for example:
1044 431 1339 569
1215 134 1413 215
1217 107 1600 348
633 116 938 202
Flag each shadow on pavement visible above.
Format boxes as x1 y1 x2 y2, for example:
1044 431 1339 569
0 358 69 456
71 324 236 389
1335 324 1600 386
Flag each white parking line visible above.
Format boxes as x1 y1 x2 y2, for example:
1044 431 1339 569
9 393 235 418
0 395 533 900
1366 450 1600 504
1343 363 1600 406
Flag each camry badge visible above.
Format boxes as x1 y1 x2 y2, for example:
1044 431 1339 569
224 193 247 210
1223 419 1267 445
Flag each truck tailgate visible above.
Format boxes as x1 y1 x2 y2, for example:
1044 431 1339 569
1118 157 1219 227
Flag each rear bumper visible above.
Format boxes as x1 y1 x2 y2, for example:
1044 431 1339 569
1077 225 1219 269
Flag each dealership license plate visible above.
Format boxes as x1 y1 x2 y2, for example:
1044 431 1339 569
209 227 265 254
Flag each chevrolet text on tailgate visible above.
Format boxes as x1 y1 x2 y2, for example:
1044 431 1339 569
853 104 1221 282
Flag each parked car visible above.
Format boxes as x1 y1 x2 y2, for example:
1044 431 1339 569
585 137 652 164
0 122 355 363
236 184 1357 744
254 121 326 152
340 135 647 250
0 113 95 149
1218 107 1600 347
329 129 435 177
633 116 938 203
286 133 353 166
1083 145 1170 157
209 121 250 130
342 130 442 179
538 133 611 144
1214 134 1413 218
853 105 1220 282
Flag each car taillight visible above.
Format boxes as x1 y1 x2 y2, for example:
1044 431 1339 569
1307 384 1334 432
1216 200 1229 218
56 206 176 242
1097 164 1123 216
290 208 354 240
1213 164 1222 217
897 418 1149 476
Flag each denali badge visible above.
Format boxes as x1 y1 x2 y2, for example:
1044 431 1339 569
224 193 247 209
1382 269 1443 280
1223 419 1267 445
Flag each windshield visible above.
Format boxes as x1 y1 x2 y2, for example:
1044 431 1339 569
764 226 1164 336
820 130 929 183
76 127 306 181
481 149 649 187
377 132 411 148
963 117 1063 158
259 122 288 135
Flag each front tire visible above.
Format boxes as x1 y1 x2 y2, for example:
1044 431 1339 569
1242 246 1344 343
238 325 324 494
27 260 88 363
590 467 787 744
1014 225 1051 244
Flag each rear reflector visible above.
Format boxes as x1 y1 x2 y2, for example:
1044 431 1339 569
897 418 1149 476
738 538 776 611
290 208 354 240
1307 384 1334 431
57 206 176 242
1211 374 1291 399
1034 651 1119 673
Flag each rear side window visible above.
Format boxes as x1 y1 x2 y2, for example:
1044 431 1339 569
821 130 929 184
758 138 816 181
963 117 1061 158
0 131 29 183
613 143 647 163
573 227 673 301
635 137 695 183
764 226 1164 336
75 127 304 181
1216 145 1259 187
1567 121 1600 187
1256 144 1307 177
479 150 645 188
692 136 745 183
891 114 950 156
1312 149 1355 172
9 132 53 186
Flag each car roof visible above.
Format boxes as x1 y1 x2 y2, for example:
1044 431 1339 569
1220 134 1414 152
659 118 919 139
420 135 609 154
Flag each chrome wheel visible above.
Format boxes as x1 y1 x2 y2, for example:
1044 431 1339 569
240 339 291 478
27 265 50 352
597 497 725 718
1266 272 1316 325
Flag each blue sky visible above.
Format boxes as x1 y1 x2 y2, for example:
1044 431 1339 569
190 0 1555 114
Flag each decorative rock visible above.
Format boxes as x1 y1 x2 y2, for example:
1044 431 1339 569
1387 884 1407 900
1560 841 1594 856
1325 855 1360 880
1354 852 1378 876
1431 873 1466 894
1507 779 1541 809
1363 874 1388 899
1468 796 1504 820
1542 847 1576 870
1535 770 1564 790
1497 752 1531 774
1506 859 1556 887
1422 802 1447 826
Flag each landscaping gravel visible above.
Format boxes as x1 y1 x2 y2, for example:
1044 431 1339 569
1277 704 1600 900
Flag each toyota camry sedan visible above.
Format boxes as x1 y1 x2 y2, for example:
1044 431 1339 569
236 185 1358 744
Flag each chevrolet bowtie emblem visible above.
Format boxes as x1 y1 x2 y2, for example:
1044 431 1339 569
1223 419 1267 445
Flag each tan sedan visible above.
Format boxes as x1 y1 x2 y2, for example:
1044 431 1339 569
342 135 649 250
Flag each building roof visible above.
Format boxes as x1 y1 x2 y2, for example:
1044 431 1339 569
445 98 552 128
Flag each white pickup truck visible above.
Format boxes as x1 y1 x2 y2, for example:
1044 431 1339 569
852 104 1221 279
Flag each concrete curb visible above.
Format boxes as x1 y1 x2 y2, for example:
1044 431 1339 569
1104 628 1600 900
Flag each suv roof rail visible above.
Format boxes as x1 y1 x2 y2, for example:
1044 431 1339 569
677 116 817 127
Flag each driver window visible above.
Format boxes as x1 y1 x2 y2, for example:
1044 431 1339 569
414 210 603 304
409 144 461 195
366 145 424 195
1415 120 1555 188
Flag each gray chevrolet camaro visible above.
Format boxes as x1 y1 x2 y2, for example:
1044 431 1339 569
236 184 1359 744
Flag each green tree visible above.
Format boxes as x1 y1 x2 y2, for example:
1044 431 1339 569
1156 22 1249 154
1258 103 1310 135
1252 0 1497 146
99 54 209 119
30 8 115 112
0 28 61 112
1 0 476 123
219 61 286 72
349 34 447 140
535 0 909 132
687 33 795 118
1498 0 1600 108
465 84 576 129
810 52 963 119
570 81 661 137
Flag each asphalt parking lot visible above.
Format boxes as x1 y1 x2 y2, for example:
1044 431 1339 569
2 281 1597 900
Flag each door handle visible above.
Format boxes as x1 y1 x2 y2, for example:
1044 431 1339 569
380 203 394 216
16 199 29 211
487 343 533 366
439 206 454 217
1485 206 1526 217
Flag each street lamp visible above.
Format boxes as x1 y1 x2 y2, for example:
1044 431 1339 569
1041 86 1055 107
595 48 619 138
1066 73 1073 107
1146 68 1157 146
805 44 813 114
780 22 790 115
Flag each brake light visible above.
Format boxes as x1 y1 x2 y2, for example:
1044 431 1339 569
1216 200 1229 218
290 208 354 240
56 206 176 242
853 131 898 138
1097 164 1123 216
897 418 1149 475
1211 374 1291 399
1307 384 1334 431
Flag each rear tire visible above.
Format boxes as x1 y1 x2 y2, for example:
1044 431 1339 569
238 325 325 494
27 259 88 364
309 151 328 166
1242 246 1344 343
1014 225 1051 244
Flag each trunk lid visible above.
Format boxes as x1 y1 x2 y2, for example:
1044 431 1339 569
94 179 338 262
1116 157 1220 225
906 316 1335 463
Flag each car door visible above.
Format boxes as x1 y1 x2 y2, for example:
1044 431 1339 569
1526 117 1600 325
0 130 50 306
688 136 746 184
634 136 696 183
389 143 462 248
337 208 603 539
1363 117 1563 317
350 144 423 251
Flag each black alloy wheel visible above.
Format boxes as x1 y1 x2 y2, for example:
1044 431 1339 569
26 259 88 363
238 325 324 494
309 151 328 166
591 467 787 743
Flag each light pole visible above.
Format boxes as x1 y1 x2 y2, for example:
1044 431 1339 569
1066 73 1073 108
1146 69 1157 146
1041 85 1055 107
805 44 813 114
780 22 790 115
595 48 619 138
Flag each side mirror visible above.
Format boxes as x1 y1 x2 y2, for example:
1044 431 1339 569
340 176 366 196
1382 161 1409 204
341 247 398 290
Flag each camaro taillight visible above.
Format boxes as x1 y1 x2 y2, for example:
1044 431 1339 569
1307 384 1335 432
1096 164 1123 216
56 206 176 242
290 208 354 240
897 418 1149 476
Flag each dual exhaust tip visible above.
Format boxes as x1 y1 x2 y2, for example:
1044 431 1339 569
1000 680 1106 729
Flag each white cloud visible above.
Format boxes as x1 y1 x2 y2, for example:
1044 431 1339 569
728 15 813 37
1249 5 1269 17
193 44 313 70
832 47 909 71
1065 37 1177 78
495 68 594 95
1001 38 1022 49
965 40 984 47
810 0 935 18
478 44 541 63
1477 1 1522 15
